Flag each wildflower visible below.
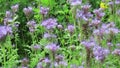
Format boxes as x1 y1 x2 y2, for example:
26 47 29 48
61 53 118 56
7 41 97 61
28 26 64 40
37 62 43 68
112 49 120 56
11 4 19 12
45 43 59 53
0 26 12 40
41 18 58 29
57 24 63 29
55 55 64 62
42 58 51 64
69 0 82 6
93 8 105 19
67 25 75 33
27 20 36 32
23 7 33 17
5 11 12 18
21 58 29 67
43 33 56 39
100 2 108 9
59 61 68 67
81 40 96 49
33 44 41 50
40 6 49 15
81 4 91 13
93 46 110 62
90 19 101 27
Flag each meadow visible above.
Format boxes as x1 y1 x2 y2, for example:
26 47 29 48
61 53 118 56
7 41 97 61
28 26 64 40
0 0 120 68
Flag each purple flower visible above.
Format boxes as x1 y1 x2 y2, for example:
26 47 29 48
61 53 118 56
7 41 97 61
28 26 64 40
55 55 64 62
76 9 93 21
59 61 68 67
5 11 12 18
93 8 105 20
21 58 29 67
115 0 120 4
33 44 41 50
23 7 33 17
106 28 119 35
90 19 101 27
112 49 120 56
37 62 43 68
27 20 36 32
4 18 13 25
81 4 91 13
69 0 82 6
81 40 96 49
57 24 63 29
93 46 110 61
43 33 56 39
11 4 19 12
42 58 51 64
40 6 49 15
45 43 59 53
0 26 12 40
41 18 58 29
67 25 75 33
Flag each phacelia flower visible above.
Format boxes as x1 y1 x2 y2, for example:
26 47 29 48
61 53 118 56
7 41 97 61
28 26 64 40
90 19 101 27
45 43 59 53
27 20 36 32
41 18 58 29
57 24 63 29
33 44 41 50
81 4 91 13
43 33 57 39
93 8 105 20
11 4 19 12
40 6 49 15
93 46 110 61
5 11 12 18
81 40 96 49
21 58 29 67
0 26 12 40
112 49 120 56
23 7 33 17
67 25 75 33
69 0 82 6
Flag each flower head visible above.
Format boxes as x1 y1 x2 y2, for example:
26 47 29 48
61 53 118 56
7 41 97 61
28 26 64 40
23 7 33 17
45 43 59 53
69 0 82 6
41 18 58 29
27 20 36 32
93 46 110 61
11 4 19 12
67 25 75 33
40 6 49 15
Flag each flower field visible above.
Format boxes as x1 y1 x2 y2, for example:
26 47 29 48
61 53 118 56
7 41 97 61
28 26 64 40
0 0 120 68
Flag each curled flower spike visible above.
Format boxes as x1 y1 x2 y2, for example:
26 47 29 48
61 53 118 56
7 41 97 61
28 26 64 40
40 6 49 15
27 20 36 32
5 11 12 18
11 4 19 12
23 7 33 17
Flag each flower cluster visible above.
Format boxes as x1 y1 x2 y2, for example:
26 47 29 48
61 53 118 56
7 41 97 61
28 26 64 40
41 18 58 29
